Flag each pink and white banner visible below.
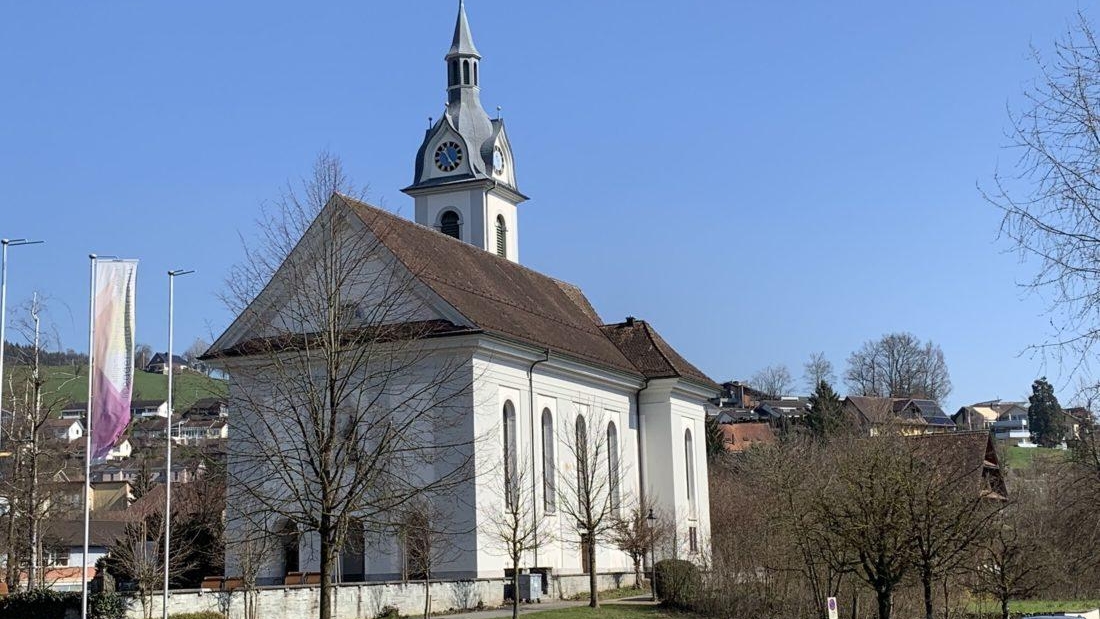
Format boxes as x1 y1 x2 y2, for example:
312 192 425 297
90 260 137 461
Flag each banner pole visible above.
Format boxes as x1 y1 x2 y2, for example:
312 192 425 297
82 254 97 619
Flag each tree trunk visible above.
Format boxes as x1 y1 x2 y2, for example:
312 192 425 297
633 555 642 590
511 553 520 619
876 586 892 619
319 513 333 619
922 568 934 619
1000 596 1009 619
423 573 431 619
587 542 598 608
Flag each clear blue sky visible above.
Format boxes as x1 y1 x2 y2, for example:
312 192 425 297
0 1 1088 411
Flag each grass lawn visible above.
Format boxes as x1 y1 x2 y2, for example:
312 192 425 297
1002 445 1069 470
968 599 1100 615
523 605 686 619
568 587 651 602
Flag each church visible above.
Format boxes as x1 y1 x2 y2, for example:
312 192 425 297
210 1 716 592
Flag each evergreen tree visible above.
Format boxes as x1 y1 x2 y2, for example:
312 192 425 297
1028 377 1067 447
704 413 725 459
807 379 845 439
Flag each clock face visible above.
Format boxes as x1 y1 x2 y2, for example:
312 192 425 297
492 147 505 176
434 141 464 172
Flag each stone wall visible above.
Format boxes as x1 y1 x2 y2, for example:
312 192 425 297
127 572 636 619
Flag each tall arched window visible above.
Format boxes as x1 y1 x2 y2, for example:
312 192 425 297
473 61 479 85
463 60 470 84
504 401 517 510
607 421 620 515
440 210 461 239
448 60 458 87
495 215 507 257
542 409 555 512
575 415 588 510
684 429 696 512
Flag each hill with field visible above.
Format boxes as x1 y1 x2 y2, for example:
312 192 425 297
1 365 227 414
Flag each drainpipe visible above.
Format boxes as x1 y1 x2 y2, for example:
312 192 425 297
528 349 551 571
635 377 651 573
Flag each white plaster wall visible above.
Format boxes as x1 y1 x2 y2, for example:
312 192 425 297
470 349 638 580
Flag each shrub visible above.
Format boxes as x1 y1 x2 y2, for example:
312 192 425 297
90 591 129 619
0 588 72 618
376 605 400 619
654 559 700 609
169 613 225 619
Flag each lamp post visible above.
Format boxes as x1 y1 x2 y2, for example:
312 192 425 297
647 508 657 602
0 238 44 450
163 269 193 619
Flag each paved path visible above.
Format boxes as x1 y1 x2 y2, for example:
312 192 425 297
437 594 658 619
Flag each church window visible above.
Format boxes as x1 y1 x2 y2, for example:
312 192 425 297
607 421 620 516
449 60 459 87
575 415 588 510
542 409 555 512
685 428 696 514
440 210 461 239
473 61 479 85
496 215 507 257
463 60 470 84
504 401 518 510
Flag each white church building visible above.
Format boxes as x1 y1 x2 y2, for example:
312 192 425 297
210 1 716 592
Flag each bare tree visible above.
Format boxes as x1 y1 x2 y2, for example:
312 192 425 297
751 364 794 399
844 332 952 403
399 499 462 619
802 352 835 392
212 153 475 619
0 294 79 590
972 501 1051 619
987 12 1100 374
556 408 622 608
105 505 193 619
134 343 154 372
183 338 211 375
482 452 551 619
609 495 670 591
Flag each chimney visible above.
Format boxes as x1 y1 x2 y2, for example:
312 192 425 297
625 316 636 326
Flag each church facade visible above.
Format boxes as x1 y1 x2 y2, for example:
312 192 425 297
212 1 716 588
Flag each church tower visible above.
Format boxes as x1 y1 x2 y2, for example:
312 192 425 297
403 0 527 263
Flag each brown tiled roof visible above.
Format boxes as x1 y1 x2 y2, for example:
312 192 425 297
347 196 645 376
718 422 776 453
845 396 926 426
600 319 718 389
46 520 127 547
208 194 716 389
905 431 1008 500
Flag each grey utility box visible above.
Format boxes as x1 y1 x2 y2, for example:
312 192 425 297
517 573 542 603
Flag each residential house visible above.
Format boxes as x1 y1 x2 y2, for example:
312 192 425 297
175 417 228 445
131 399 169 418
952 400 1003 431
989 402 1030 443
144 352 188 374
717 422 776 453
754 397 809 428
34 520 126 592
844 396 928 435
906 431 1008 501
42 418 83 443
186 397 228 417
894 398 956 433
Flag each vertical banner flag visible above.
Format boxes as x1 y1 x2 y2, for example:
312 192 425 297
91 260 138 461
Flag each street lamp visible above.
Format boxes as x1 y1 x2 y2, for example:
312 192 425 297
647 508 657 602
163 268 193 619
0 238 44 450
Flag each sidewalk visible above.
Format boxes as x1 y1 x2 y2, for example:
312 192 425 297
434 594 659 619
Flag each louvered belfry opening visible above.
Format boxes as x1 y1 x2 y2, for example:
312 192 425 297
440 210 461 239
495 215 507 257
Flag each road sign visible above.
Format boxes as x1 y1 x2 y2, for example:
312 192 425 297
827 597 838 619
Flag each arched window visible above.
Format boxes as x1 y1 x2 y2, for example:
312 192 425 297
463 60 470 84
440 210 461 239
607 421 620 515
685 429 696 510
473 61 479 85
495 215 507 257
575 415 588 509
448 60 458 87
542 409 556 512
503 401 518 509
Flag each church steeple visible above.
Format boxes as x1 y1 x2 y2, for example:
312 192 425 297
446 0 483 107
404 0 527 263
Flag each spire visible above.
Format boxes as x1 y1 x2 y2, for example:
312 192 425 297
448 0 480 59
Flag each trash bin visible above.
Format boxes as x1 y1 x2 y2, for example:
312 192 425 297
517 573 542 603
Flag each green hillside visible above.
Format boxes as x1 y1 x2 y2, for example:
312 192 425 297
2 365 227 413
